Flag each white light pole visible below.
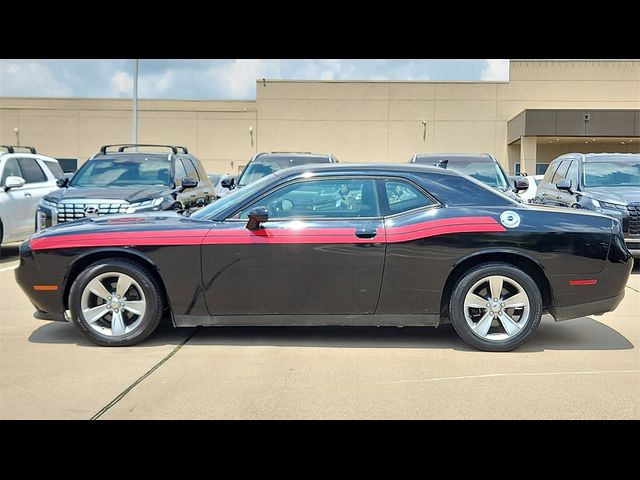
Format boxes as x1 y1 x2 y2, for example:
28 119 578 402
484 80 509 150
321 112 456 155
132 59 139 147
13 127 19 145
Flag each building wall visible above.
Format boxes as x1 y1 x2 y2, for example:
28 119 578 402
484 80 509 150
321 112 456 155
0 98 257 174
1 60 639 174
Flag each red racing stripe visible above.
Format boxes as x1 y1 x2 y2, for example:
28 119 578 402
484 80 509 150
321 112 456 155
30 216 506 250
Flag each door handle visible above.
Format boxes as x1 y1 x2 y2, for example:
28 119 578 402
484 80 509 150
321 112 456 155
24 193 32 198
355 228 377 239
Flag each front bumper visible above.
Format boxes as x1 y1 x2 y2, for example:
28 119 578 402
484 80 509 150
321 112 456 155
624 237 640 258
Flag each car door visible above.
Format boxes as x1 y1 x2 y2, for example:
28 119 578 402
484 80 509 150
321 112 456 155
1 157 41 239
201 176 386 315
557 159 579 206
540 160 569 206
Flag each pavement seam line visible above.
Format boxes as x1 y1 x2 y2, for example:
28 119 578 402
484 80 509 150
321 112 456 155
370 369 640 385
625 285 640 294
90 326 202 420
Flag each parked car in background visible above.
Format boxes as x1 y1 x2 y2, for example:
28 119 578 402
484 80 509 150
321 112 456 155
207 173 233 199
508 174 543 203
1 146 64 245
410 153 526 202
18 163 633 351
534 153 640 257
37 144 214 231
222 152 338 190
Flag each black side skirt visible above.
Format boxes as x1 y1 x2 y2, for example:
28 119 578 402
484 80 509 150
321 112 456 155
174 314 441 328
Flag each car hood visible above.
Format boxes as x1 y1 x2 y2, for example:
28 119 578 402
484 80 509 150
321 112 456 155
581 187 640 205
44 185 175 203
30 211 212 240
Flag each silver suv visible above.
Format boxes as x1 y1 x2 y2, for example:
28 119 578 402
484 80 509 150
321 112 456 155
0 146 63 245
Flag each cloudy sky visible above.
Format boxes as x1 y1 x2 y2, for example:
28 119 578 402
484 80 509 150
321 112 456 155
0 59 509 99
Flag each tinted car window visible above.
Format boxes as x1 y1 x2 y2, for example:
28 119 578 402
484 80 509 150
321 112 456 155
175 158 188 181
384 180 434 214
238 155 331 187
71 157 172 187
551 160 570 183
43 160 64 179
185 158 200 180
239 178 380 219
541 160 559 184
18 158 47 183
1 158 23 184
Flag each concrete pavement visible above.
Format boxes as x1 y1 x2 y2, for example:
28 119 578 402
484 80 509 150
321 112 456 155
1 244 638 419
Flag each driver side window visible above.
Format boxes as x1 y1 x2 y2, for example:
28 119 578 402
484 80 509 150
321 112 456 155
238 178 380 219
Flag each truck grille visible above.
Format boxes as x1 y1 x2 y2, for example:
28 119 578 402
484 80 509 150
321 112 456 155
628 203 640 236
56 202 129 223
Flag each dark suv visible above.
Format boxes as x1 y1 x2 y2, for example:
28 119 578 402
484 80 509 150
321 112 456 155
37 144 214 230
534 152 639 257
409 153 525 201
224 152 338 190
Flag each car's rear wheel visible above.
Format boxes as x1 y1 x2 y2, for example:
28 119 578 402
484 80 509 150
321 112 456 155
69 258 163 346
449 263 543 351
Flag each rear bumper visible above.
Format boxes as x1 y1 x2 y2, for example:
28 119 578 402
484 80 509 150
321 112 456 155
551 291 625 321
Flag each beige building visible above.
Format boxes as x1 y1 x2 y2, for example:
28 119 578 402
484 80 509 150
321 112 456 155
1 60 639 176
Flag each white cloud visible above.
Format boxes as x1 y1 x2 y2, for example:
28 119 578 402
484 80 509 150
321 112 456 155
0 61 73 96
110 71 133 97
0 59 499 99
481 59 509 81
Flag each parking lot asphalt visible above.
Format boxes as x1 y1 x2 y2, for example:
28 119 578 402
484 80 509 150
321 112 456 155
1 243 638 419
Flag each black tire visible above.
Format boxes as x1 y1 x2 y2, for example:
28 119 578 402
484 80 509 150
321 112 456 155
449 262 543 352
69 258 164 346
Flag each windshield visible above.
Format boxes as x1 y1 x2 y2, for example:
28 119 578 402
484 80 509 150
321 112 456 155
443 160 508 188
583 160 640 188
190 174 276 220
70 157 172 187
237 155 330 187
414 157 508 188
208 174 222 185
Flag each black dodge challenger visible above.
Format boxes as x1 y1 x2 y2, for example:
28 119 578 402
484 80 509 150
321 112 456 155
15 164 633 351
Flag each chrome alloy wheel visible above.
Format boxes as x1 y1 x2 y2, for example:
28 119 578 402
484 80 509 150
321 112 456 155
80 272 146 337
463 275 530 341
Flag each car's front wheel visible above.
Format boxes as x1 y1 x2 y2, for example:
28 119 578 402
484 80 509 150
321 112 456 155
69 258 164 346
449 263 543 351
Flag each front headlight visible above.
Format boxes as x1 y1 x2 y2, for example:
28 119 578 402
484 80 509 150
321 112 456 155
125 197 164 214
600 201 627 212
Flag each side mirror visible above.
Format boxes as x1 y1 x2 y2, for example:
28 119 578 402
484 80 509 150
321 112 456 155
556 179 573 193
56 176 69 188
246 206 268 231
514 178 529 193
4 176 26 191
221 176 235 189
180 177 198 191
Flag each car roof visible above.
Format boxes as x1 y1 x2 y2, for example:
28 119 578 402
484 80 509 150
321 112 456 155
412 153 494 162
271 162 465 178
255 152 332 159
90 152 176 161
555 152 640 162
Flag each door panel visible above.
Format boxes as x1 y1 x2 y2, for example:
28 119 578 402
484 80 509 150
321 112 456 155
202 219 386 315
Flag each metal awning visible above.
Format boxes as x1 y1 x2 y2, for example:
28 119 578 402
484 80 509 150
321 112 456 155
507 109 640 144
